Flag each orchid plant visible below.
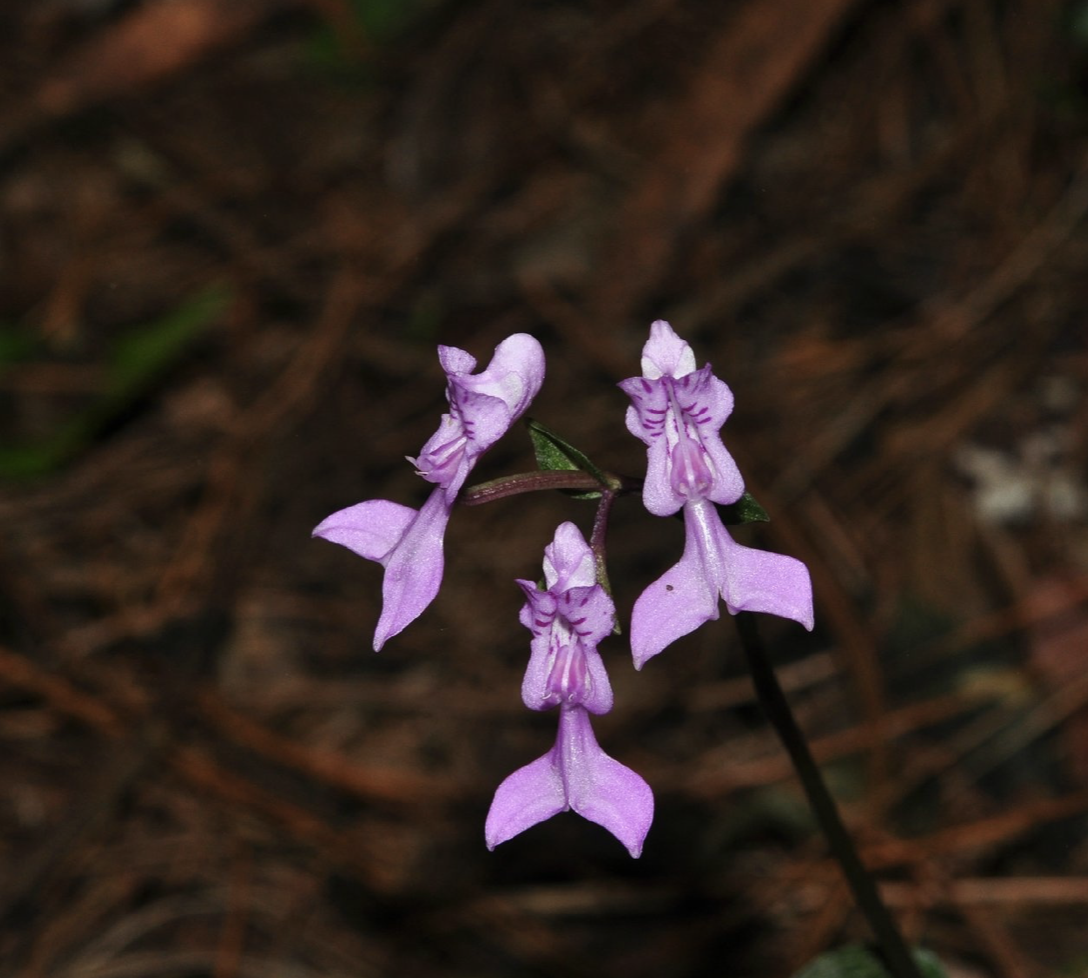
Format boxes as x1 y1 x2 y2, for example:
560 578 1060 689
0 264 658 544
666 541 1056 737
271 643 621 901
314 320 811 854
314 322 928 978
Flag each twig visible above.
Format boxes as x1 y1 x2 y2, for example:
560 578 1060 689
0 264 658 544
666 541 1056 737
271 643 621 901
734 612 923 978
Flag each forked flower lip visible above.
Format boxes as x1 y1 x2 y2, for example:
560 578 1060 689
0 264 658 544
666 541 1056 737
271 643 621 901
485 705 654 858
630 498 814 667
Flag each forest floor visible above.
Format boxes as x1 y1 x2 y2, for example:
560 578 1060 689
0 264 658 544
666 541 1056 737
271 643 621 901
2 1 1088 976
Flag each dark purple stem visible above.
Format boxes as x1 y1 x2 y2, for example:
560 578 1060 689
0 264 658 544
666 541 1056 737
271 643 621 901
590 488 616 582
461 471 640 507
734 613 923 978
589 487 622 630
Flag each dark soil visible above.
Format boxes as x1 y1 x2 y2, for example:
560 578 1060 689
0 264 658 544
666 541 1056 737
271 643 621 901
2 1 1088 976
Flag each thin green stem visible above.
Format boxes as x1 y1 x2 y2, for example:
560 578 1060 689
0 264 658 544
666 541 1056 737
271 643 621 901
733 612 922 978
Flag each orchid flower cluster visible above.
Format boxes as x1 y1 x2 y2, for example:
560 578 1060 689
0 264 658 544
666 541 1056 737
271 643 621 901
314 321 814 857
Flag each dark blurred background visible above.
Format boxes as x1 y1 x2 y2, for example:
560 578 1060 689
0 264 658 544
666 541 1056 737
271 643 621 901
2 1 1088 975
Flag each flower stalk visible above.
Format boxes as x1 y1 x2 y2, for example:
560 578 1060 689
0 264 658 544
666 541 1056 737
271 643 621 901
733 611 923 978
461 470 636 506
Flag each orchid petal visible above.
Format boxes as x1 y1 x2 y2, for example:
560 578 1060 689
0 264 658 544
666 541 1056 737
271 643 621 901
312 498 417 563
713 518 815 630
486 708 653 858
485 751 567 851
630 508 722 669
683 499 813 630
541 520 598 591
436 345 476 376
632 499 814 666
519 599 615 714
517 523 616 714
519 642 613 715
408 414 472 500
558 708 654 858
623 322 815 658
314 490 450 651
556 585 617 657
411 334 545 498
619 323 743 516
493 522 652 856
370 488 451 651
314 333 545 650
446 333 546 456
518 585 562 709
451 333 546 428
640 320 696 380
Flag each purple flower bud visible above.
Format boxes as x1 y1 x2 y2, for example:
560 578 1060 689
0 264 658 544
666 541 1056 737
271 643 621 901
313 334 545 650
487 523 653 857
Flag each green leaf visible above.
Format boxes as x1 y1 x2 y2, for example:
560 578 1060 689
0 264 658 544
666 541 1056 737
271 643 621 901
350 0 434 41
525 418 609 500
718 490 770 525
0 432 79 478
106 286 227 401
0 286 227 479
1069 1 1088 45
791 945 948 978
0 325 36 368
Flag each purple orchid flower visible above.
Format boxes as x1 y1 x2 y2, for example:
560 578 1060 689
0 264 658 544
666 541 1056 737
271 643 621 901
620 321 814 668
486 522 654 857
313 334 545 651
